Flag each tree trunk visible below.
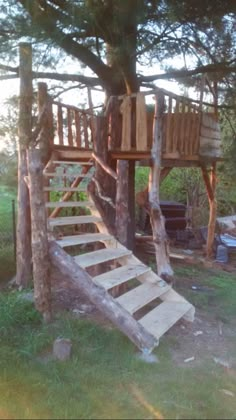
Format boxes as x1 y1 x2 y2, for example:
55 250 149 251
28 148 52 322
16 43 33 287
49 241 157 353
149 94 173 280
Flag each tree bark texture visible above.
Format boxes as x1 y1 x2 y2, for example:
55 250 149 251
49 241 157 353
37 82 54 165
28 148 52 322
16 43 33 287
149 94 173 280
88 116 116 234
201 163 217 258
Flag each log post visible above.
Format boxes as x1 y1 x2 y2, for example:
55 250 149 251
116 160 130 247
201 162 217 258
16 43 33 287
149 94 173 280
88 116 116 234
49 241 157 353
37 82 53 164
27 148 52 322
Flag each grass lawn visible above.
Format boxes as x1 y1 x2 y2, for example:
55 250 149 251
0 264 236 419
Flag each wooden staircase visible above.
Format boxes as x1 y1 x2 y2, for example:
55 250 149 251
45 160 195 351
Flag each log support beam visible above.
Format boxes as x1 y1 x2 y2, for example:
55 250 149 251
149 93 173 280
28 148 52 322
201 162 217 258
16 43 33 287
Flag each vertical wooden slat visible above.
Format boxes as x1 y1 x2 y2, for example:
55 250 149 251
172 99 180 152
120 96 132 151
179 100 186 155
67 108 73 146
83 113 89 148
165 95 172 153
74 111 81 148
185 103 192 155
136 93 148 151
57 105 64 146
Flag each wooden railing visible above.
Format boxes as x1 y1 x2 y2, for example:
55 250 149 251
105 87 221 161
44 86 221 162
52 101 93 149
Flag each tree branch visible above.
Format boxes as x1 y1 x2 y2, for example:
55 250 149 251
19 0 113 89
139 62 236 82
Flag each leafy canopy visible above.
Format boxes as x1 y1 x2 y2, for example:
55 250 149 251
0 0 235 95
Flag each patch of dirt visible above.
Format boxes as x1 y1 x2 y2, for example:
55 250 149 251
167 309 236 369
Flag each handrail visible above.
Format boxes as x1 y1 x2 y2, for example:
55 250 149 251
92 152 118 180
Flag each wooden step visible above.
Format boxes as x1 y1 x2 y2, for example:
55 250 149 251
44 187 87 192
52 161 93 166
93 263 151 290
57 233 113 247
116 283 171 315
46 201 93 208
44 173 92 178
74 248 132 268
48 215 102 227
139 301 193 341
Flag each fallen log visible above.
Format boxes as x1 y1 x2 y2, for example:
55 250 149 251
49 241 158 353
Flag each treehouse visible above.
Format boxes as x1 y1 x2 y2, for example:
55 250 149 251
16 44 222 352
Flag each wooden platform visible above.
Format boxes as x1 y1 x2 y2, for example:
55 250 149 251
46 160 195 352
49 87 222 166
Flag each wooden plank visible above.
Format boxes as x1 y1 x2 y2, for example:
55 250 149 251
200 138 221 149
185 108 192 155
83 114 89 148
179 102 186 154
46 200 93 208
44 186 87 192
57 105 64 146
93 263 151 290
116 282 171 314
74 248 132 268
53 147 92 161
172 100 180 152
43 172 92 178
67 109 73 146
136 93 148 151
165 97 173 153
120 96 132 151
48 215 101 227
52 161 93 165
74 111 81 148
57 233 112 247
200 126 221 140
139 301 192 340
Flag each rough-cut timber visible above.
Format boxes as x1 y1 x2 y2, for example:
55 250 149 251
49 241 158 353
201 163 217 258
149 94 173 280
16 43 33 287
28 149 52 322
